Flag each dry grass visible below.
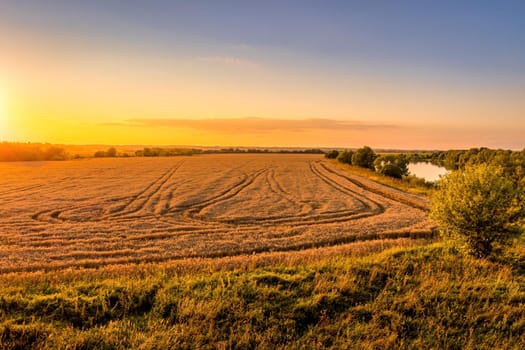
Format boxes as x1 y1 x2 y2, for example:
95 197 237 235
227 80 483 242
0 154 435 273
331 160 434 196
0 241 523 349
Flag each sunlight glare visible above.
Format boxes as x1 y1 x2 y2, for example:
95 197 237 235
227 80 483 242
0 91 10 141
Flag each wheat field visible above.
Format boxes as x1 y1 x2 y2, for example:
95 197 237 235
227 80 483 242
0 154 435 273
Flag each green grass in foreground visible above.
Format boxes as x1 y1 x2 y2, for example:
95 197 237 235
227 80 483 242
1 241 524 349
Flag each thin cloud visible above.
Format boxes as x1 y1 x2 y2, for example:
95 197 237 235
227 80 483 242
228 43 259 51
196 56 261 68
113 118 397 133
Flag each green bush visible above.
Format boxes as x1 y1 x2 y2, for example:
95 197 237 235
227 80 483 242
374 155 409 179
352 146 377 170
430 164 524 257
106 147 117 157
379 163 403 179
324 150 339 159
336 150 353 164
94 148 117 158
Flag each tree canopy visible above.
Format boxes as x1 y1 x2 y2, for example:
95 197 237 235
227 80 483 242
430 164 524 258
336 150 353 165
352 146 377 169
374 154 409 179
324 150 339 159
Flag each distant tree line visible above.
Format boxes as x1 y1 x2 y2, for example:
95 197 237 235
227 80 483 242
0 144 328 161
93 147 325 158
408 148 525 191
325 146 409 180
135 148 196 157
0 142 68 161
94 147 197 158
409 147 525 172
325 146 525 185
202 148 324 154
94 147 118 158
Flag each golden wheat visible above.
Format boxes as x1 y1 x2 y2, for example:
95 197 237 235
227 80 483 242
0 154 435 273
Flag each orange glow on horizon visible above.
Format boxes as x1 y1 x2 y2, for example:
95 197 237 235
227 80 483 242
0 5 524 150
1 34 524 149
0 89 10 141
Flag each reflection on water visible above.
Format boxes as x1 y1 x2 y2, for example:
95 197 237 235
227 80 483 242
408 162 448 182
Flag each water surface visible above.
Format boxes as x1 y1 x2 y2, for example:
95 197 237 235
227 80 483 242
408 162 448 182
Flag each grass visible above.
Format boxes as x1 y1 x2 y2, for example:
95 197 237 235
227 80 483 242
1 240 523 349
331 160 434 196
1 155 521 348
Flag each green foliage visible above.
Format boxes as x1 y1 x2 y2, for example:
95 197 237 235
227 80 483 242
352 146 377 169
94 147 118 158
374 154 409 179
409 148 525 177
324 150 339 159
404 175 432 189
336 150 353 164
1 243 524 348
331 159 434 196
106 147 117 157
444 149 463 170
135 148 194 157
204 148 324 154
380 164 403 179
430 164 524 258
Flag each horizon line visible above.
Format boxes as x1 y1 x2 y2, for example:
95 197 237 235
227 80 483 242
2 140 523 152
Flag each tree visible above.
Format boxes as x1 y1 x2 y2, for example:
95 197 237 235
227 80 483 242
324 150 339 159
430 164 523 258
374 154 409 179
106 147 117 157
336 150 353 164
380 163 403 179
352 146 377 169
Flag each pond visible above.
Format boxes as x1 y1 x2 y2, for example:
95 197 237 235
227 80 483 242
408 162 448 182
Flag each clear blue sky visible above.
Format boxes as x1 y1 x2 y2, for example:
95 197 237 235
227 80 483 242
1 0 524 148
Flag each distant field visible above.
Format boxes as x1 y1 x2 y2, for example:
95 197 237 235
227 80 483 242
0 154 434 273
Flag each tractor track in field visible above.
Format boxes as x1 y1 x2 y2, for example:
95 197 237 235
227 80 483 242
169 168 270 215
103 160 185 219
0 184 44 198
1 155 435 273
29 159 427 232
317 161 429 211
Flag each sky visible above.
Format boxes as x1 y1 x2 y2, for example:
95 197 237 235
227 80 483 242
0 0 524 149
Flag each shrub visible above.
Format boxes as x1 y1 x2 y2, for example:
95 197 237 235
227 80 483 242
324 150 339 159
374 155 409 179
106 147 117 157
352 146 377 169
430 164 523 258
336 150 353 164
379 163 403 179
94 148 117 158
